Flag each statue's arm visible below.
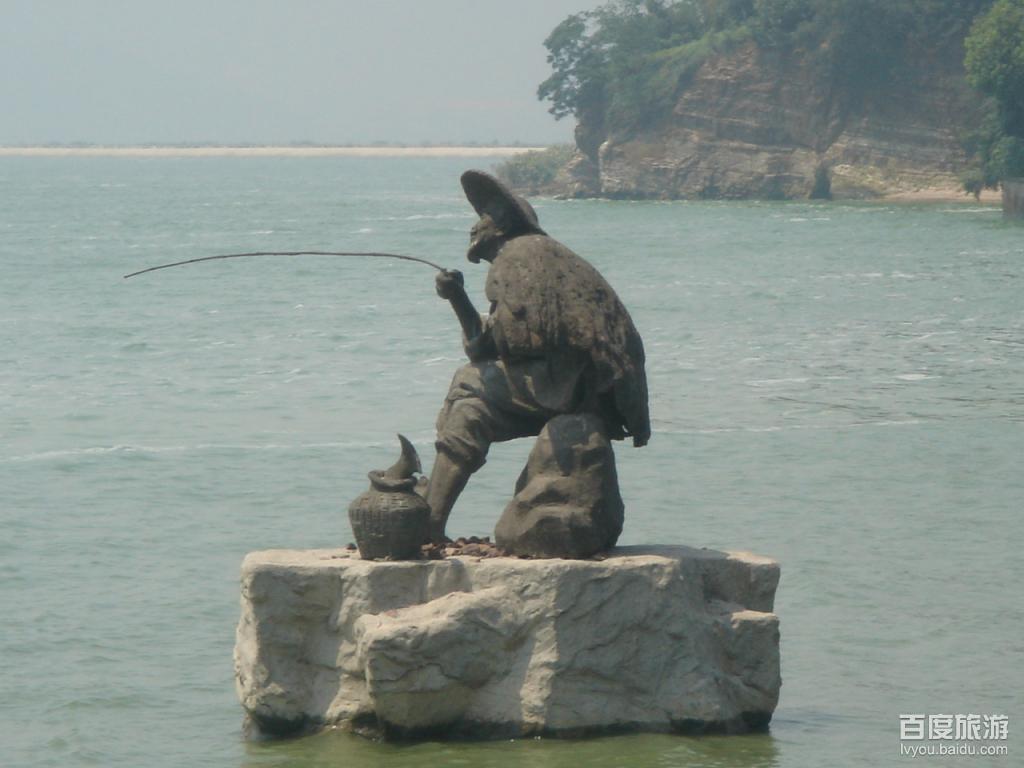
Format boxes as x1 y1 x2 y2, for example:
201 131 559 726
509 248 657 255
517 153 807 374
436 270 494 361
463 304 497 362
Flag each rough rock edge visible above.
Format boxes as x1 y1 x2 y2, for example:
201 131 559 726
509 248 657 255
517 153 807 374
235 545 781 741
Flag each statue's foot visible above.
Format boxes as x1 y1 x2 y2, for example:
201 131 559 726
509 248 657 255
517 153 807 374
427 522 451 545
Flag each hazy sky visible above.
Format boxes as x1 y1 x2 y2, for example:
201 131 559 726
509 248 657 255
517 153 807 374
0 0 607 145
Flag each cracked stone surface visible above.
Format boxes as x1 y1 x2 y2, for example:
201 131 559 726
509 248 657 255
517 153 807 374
234 545 781 738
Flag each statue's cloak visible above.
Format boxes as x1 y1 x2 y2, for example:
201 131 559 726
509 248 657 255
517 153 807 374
484 233 650 447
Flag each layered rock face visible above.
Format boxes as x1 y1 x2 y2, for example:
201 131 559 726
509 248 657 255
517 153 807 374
560 42 981 200
235 545 781 739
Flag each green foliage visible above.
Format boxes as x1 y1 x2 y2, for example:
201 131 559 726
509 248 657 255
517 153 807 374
751 0 920 94
538 1 755 131
823 1 912 89
751 0 815 45
494 145 576 192
608 26 752 127
538 1 705 125
537 14 606 120
965 0 1024 135
702 0 755 29
538 0 997 136
599 2 711 126
962 0 1024 186
751 0 992 53
961 104 1024 189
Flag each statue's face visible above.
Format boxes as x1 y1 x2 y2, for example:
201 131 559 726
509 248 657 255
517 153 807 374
467 214 503 264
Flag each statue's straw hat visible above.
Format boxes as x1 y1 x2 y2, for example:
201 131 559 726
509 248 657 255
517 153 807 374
460 170 545 236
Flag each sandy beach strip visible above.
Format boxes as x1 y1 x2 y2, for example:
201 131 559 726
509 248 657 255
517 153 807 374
0 146 545 158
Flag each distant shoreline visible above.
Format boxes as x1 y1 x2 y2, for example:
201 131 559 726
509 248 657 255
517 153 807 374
0 146 544 158
0 146 999 203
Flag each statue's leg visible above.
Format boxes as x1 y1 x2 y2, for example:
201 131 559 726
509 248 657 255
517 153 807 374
428 362 549 542
427 394 497 542
425 450 471 542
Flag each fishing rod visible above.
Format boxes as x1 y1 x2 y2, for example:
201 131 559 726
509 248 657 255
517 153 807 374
123 250 447 279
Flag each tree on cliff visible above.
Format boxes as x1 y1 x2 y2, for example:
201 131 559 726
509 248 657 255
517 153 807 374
537 1 708 128
963 0 1024 189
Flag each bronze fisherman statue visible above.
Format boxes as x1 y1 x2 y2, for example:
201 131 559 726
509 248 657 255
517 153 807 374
427 171 650 558
123 170 650 560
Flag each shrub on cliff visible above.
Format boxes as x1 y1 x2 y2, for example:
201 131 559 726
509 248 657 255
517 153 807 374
494 145 576 194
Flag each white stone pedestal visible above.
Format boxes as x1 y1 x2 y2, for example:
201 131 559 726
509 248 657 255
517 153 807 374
234 545 781 739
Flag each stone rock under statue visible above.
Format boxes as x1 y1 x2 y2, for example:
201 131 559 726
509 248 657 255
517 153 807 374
235 546 781 739
428 170 650 558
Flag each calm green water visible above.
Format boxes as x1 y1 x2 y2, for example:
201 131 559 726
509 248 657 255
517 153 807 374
1 156 1021 767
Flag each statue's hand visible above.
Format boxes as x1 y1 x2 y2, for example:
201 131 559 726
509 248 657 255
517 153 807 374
435 269 465 300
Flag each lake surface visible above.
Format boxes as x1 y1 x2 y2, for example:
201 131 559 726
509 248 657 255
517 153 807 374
1 156 1020 767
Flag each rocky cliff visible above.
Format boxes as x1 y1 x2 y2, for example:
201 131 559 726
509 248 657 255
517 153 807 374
558 40 983 200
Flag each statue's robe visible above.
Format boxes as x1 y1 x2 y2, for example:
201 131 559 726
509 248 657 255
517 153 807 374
482 234 650 447
435 233 649 470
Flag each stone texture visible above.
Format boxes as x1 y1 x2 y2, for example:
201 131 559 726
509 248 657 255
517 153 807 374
357 587 526 730
235 545 781 739
495 414 623 559
1003 179 1024 219
553 150 601 198
563 41 984 200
